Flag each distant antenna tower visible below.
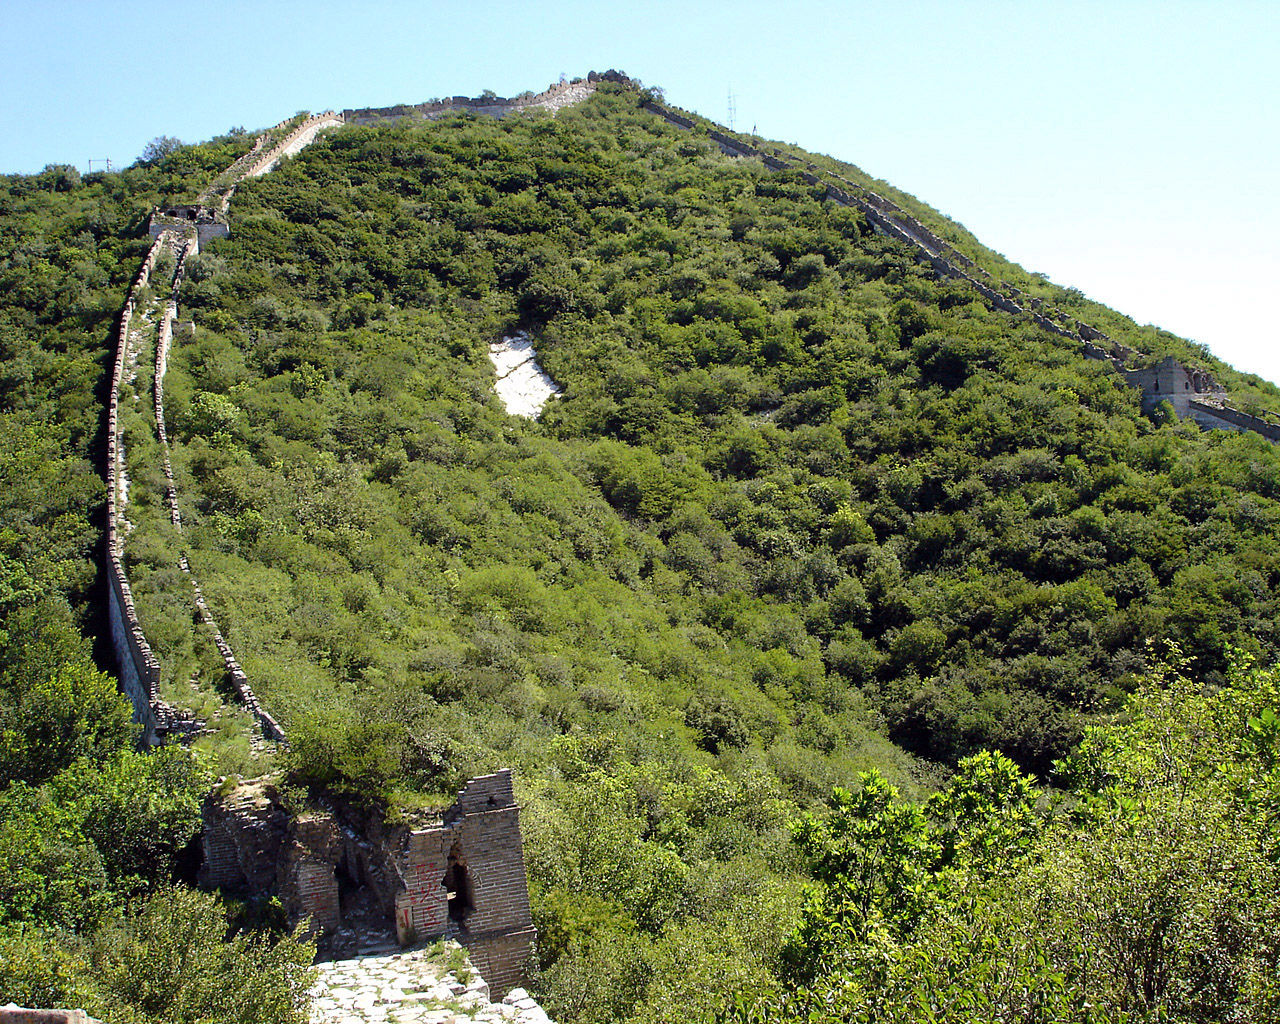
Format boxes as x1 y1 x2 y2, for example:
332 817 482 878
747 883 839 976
727 90 737 131
87 158 113 173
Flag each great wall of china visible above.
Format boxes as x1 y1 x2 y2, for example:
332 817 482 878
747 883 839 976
114 112 344 747
112 75 634 750
86 69 1280 1024
638 93 1280 441
340 73 610 125
104 102 545 1016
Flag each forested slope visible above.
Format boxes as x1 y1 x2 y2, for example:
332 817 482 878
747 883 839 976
146 87 1280 775
3 81 1279 1022
0 137 316 1021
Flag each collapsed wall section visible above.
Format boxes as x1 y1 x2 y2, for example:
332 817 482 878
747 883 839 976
393 772 536 997
199 770 537 997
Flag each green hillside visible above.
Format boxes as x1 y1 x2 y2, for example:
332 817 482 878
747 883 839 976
2 80 1278 1021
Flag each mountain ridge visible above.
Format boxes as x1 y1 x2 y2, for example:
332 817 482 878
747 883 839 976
3 71 1280 1023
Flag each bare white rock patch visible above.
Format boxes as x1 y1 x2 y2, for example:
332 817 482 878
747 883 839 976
488 332 561 418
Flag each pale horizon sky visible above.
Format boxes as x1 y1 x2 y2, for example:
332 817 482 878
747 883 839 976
3 1 1276 384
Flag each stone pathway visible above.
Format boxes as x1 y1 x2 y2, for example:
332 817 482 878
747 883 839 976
310 943 552 1024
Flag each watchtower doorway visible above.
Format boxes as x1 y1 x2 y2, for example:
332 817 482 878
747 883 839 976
444 842 474 929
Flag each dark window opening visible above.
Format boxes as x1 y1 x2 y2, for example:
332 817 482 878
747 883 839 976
444 843 474 927
335 849 359 896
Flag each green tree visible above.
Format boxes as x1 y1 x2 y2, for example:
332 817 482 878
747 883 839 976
782 770 936 980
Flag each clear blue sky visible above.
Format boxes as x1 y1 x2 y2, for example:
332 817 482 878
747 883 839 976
3 0 1276 383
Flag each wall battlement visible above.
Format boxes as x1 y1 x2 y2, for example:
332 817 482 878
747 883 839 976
107 109 347 745
106 229 178 743
342 70 632 126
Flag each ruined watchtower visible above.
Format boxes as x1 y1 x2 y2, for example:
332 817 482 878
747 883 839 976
392 771 537 995
148 204 228 249
1124 355 1226 418
199 769 537 997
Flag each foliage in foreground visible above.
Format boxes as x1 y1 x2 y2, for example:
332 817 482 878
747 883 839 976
0 886 315 1024
0 605 317 1022
733 649 1280 1022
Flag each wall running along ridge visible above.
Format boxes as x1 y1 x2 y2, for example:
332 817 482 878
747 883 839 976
646 100 1130 355
341 70 630 125
110 111 344 742
197 111 344 213
640 98 1278 441
106 230 176 744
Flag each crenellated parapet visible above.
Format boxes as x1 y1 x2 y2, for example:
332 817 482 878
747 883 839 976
182 111 345 222
342 72 634 126
107 101 354 746
233 111 344 183
106 230 181 743
110 113 346 744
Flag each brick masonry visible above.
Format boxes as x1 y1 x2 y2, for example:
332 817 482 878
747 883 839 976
0 1010 102 1024
392 771 536 997
116 110 348 746
199 770 537 997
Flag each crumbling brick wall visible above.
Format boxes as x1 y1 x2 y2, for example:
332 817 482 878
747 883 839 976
198 780 288 892
0 1010 102 1024
391 771 536 996
199 770 537 995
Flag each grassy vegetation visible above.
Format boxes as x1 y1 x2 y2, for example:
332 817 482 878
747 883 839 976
3 84 1280 1020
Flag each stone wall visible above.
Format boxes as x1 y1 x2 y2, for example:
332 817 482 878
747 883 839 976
105 230 175 743
199 770 537 997
280 812 345 936
108 226 273 743
198 780 288 891
342 72 634 126
642 98 1142 365
195 115 292 212
110 109 348 746
640 98 1280 442
239 111 345 180
194 112 344 216
1188 400 1280 440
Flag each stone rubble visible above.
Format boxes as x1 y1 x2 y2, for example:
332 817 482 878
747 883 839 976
310 943 552 1024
